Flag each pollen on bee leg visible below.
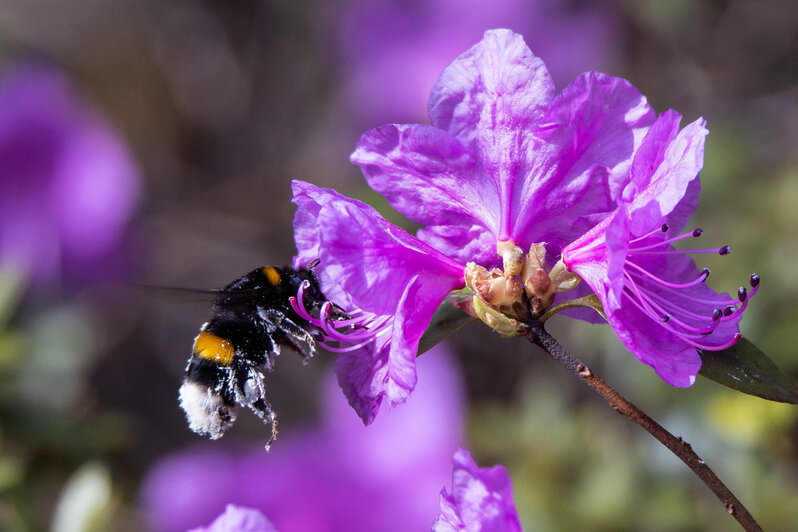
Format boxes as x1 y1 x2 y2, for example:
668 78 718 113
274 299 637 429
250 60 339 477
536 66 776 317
179 380 238 439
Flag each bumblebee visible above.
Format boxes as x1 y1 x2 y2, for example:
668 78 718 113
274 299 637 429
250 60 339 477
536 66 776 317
178 265 328 449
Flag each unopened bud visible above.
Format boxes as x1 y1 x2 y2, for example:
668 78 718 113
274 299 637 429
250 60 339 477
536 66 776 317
497 240 524 277
464 262 526 321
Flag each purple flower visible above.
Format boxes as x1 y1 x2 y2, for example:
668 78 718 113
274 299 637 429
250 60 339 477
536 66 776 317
189 505 276 532
561 111 758 386
295 29 657 422
433 449 522 532
328 0 620 126
142 347 465 532
350 29 654 271
292 181 466 424
0 62 139 283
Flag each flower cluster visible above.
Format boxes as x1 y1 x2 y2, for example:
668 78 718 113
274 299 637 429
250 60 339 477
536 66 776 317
293 29 755 424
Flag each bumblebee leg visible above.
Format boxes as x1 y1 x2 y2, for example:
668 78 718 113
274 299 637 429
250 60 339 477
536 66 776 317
236 363 278 450
257 308 317 359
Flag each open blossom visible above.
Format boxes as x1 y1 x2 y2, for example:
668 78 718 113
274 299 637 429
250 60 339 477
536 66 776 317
0 61 139 283
433 449 522 532
294 29 659 422
561 111 758 386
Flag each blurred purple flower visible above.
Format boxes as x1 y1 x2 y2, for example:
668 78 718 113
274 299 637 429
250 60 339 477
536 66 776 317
0 62 139 283
189 505 276 532
561 111 758 386
142 346 465 532
328 0 620 127
433 449 522 532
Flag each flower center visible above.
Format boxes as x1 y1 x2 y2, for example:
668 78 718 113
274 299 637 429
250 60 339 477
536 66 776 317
623 224 759 350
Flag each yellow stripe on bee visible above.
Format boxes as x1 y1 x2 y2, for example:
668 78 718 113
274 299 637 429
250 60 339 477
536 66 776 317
262 266 281 286
193 331 235 365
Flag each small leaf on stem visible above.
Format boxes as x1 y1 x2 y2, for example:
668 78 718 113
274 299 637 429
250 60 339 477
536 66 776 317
699 338 798 404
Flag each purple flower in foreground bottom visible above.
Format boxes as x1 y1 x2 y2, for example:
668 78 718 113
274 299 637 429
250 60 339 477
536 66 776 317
562 111 758 386
189 505 276 532
433 449 522 532
0 61 139 282
292 181 466 423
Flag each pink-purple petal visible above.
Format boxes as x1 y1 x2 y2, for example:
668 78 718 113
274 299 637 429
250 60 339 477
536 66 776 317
510 72 655 250
336 272 456 425
292 181 466 424
416 223 500 267
429 29 554 152
433 449 522 532
606 301 703 387
628 117 708 235
188 505 277 532
350 123 499 231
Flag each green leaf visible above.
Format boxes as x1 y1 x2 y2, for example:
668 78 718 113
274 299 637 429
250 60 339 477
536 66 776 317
698 338 798 404
417 298 476 356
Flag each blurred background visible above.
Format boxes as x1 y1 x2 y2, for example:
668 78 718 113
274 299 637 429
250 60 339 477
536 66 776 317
0 0 797 530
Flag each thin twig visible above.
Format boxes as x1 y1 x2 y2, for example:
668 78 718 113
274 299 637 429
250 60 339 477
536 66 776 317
526 319 763 532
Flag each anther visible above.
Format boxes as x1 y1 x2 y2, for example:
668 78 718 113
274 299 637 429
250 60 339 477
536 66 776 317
692 228 703 237
712 308 722 321
723 305 735 317
700 268 710 281
662 314 670 322
737 287 747 302
718 245 731 255
750 273 760 287
661 223 669 232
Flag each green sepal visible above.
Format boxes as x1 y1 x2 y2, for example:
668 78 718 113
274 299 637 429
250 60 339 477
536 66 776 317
417 296 476 356
699 338 798 404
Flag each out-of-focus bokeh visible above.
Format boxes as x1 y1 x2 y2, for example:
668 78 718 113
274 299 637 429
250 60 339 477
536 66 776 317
0 1 796 530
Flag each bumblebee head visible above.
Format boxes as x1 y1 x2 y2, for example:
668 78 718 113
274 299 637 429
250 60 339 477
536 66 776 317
178 380 238 439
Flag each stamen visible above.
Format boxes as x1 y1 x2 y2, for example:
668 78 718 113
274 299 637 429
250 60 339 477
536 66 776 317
623 273 722 336
629 246 731 256
622 287 742 350
291 280 393 355
627 261 709 288
619 225 758 350
629 228 702 252
738 287 747 302
630 224 669 244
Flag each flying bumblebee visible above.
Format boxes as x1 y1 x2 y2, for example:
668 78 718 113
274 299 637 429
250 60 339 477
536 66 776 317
178 264 330 450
